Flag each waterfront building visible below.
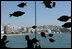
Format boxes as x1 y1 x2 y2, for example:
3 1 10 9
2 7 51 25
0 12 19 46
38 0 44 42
48 29 52 33
1 25 4 34
24 27 27 33
4 24 12 34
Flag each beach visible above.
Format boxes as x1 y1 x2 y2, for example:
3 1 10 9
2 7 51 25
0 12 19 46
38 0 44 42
1 33 31 36
1 33 69 36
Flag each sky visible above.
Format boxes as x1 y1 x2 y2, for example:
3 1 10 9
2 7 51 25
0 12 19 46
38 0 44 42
1 1 71 27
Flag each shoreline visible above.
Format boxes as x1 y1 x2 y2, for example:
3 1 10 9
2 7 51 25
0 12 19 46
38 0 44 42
1 33 71 36
1 33 31 36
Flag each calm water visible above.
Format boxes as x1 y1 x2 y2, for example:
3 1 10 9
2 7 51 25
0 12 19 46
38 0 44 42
2 33 71 48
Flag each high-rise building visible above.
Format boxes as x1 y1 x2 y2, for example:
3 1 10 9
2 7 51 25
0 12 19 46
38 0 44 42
24 27 27 33
1 25 4 34
4 24 12 34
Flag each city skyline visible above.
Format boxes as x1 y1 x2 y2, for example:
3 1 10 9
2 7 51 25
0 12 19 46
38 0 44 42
1 24 71 34
1 1 71 27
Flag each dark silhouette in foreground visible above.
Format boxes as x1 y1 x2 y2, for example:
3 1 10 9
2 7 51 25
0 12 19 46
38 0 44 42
58 15 71 22
32 38 38 44
9 11 25 17
62 22 71 28
32 38 41 48
43 1 52 8
35 45 41 48
48 34 53 37
1 35 9 48
17 2 26 8
25 35 41 48
49 38 55 42
35 40 41 48
25 35 34 48
57 15 71 28
32 26 37 29
42 1 56 8
52 2 56 7
41 32 46 38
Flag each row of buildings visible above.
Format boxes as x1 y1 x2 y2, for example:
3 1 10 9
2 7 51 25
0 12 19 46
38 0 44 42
1 24 33 34
1 24 71 34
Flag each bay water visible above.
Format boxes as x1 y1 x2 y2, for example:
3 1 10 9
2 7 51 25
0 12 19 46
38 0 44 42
2 33 71 48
